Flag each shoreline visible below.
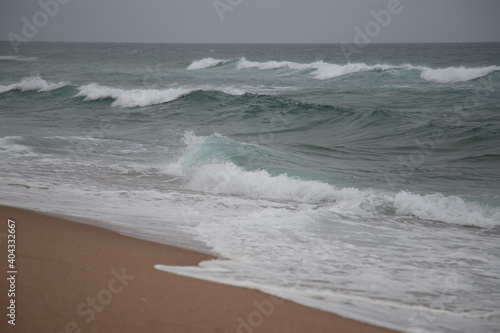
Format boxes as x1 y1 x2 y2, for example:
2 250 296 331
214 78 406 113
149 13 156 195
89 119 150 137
0 204 398 332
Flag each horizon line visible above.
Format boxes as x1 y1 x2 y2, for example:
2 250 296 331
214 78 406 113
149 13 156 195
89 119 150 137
1 40 500 45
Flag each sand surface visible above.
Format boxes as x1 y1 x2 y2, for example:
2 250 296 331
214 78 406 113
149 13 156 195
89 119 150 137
0 205 398 332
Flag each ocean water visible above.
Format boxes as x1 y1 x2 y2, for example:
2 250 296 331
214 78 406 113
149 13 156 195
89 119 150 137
1 42 499 332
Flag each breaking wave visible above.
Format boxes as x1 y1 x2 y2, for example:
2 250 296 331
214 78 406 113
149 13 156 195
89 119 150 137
236 57 500 82
0 75 67 94
418 65 500 83
74 83 269 107
75 83 194 107
187 58 229 70
237 57 394 79
169 132 500 229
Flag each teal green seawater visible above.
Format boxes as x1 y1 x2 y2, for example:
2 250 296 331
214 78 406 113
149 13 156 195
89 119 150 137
1 42 499 332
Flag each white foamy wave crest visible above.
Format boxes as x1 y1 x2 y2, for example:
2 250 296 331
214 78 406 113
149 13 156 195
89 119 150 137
0 75 67 94
0 55 37 62
237 58 500 82
165 132 341 203
175 132 500 228
237 57 395 79
183 160 500 228
312 62 395 80
75 83 194 107
186 161 340 203
237 57 312 71
188 161 500 228
392 191 500 228
187 58 228 70
199 84 246 96
419 65 500 83
75 83 286 107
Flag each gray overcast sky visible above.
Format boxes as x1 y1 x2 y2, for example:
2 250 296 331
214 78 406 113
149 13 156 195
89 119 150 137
1 0 499 44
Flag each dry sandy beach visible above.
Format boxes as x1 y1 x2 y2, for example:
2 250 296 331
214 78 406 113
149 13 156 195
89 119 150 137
0 205 397 333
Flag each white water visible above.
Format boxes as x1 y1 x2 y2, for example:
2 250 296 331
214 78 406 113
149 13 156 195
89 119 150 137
2 42 500 333
235 57 500 82
1 132 499 333
187 57 228 70
0 75 67 94
75 83 194 107
418 65 500 83
75 83 295 107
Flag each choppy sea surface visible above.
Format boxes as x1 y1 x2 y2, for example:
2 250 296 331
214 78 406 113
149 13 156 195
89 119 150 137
1 42 499 332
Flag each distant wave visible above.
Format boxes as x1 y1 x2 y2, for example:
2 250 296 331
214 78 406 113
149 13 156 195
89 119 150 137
74 83 283 107
76 83 194 108
313 62 396 80
237 57 313 71
0 55 37 62
236 57 500 82
237 57 395 79
187 58 229 70
0 75 67 94
418 65 500 83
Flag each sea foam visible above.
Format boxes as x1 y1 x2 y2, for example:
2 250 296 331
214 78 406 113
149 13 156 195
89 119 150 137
237 57 312 71
187 58 228 70
186 161 338 203
0 75 67 94
75 83 194 107
236 57 499 83
392 191 500 228
237 58 397 80
74 83 280 107
312 62 395 80
238 57 398 79
186 159 500 228
173 132 500 229
419 65 500 83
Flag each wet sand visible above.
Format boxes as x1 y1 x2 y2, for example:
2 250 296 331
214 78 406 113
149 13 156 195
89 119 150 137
0 205 398 333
